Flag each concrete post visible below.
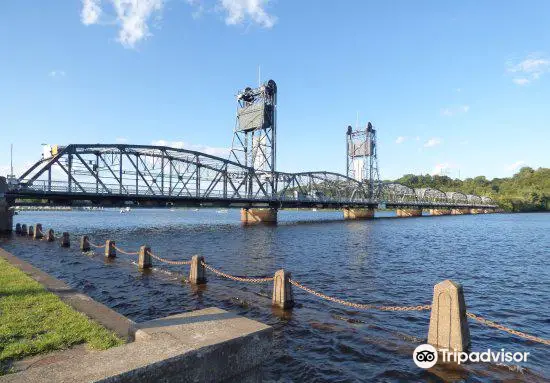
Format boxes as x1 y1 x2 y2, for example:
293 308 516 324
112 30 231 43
428 280 470 352
15 223 21 234
27 225 34 237
396 208 422 217
0 178 14 233
46 229 55 242
61 232 70 247
343 208 374 220
429 208 451 216
272 269 294 309
80 235 91 252
34 223 43 239
138 246 152 270
189 255 206 284
105 240 116 258
21 224 27 236
241 208 278 224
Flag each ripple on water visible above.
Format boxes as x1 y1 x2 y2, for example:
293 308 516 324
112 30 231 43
2 210 549 382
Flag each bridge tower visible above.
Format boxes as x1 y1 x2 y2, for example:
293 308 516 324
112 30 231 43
230 80 277 196
346 122 380 199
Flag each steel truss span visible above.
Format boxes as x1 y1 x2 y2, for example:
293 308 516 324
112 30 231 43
7 144 496 209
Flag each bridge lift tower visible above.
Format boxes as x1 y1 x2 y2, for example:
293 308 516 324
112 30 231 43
346 122 380 199
230 80 277 196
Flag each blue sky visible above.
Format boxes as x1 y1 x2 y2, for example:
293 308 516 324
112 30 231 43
1 0 549 180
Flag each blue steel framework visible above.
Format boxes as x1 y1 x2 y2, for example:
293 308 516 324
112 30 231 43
6 144 496 210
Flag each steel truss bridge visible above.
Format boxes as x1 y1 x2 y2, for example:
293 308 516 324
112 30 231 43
6 144 497 210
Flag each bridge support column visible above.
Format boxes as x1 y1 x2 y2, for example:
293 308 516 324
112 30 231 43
469 208 483 214
483 208 494 214
396 208 422 217
241 208 278 224
0 178 14 233
451 208 469 215
343 208 374 220
429 208 451 216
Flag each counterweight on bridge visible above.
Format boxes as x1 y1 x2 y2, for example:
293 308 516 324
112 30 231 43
346 122 381 199
230 80 277 196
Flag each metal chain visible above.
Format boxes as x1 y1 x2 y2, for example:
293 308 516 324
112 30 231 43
113 245 138 256
201 261 274 283
467 312 550 346
89 241 106 249
289 279 431 311
147 250 192 265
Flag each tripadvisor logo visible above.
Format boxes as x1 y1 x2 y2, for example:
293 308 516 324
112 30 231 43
413 344 530 369
413 344 438 368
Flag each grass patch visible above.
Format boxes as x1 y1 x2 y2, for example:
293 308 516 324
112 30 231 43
0 257 123 374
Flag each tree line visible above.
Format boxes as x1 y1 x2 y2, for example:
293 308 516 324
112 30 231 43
391 167 549 212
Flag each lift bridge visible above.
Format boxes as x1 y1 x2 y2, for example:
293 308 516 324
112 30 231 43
2 80 497 224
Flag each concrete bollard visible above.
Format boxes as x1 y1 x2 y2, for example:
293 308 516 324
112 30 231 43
272 269 294 309
15 223 21 234
46 229 55 242
27 225 34 237
189 255 206 284
80 235 91 252
105 240 116 258
61 232 70 247
427 280 470 352
138 246 152 270
20 224 27 236
34 223 43 239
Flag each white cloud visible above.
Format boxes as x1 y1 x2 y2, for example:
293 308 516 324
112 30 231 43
151 139 230 157
49 70 66 77
81 0 102 25
80 0 164 48
508 54 550 85
506 160 525 171
441 105 469 117
395 136 406 144
512 78 530 86
424 138 442 148
219 0 277 28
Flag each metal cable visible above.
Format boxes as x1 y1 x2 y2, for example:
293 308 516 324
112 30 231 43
89 241 106 249
201 261 274 283
289 279 431 311
113 245 138 256
147 250 192 265
466 312 550 346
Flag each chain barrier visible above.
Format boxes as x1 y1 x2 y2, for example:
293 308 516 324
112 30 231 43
113 245 138 256
289 279 431 311
17 223 550 347
147 250 192 265
466 312 550 346
201 261 274 283
89 241 105 249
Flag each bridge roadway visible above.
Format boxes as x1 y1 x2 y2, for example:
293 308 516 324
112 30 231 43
1 144 497 226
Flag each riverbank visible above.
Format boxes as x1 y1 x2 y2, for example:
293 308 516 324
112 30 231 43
0 255 123 375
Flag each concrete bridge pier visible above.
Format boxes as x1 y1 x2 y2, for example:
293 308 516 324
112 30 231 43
469 208 484 214
241 208 278 224
451 208 470 215
396 208 422 217
483 208 495 214
343 207 374 220
430 208 451 216
0 177 14 233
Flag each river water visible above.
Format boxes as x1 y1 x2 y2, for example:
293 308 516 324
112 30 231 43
1 210 549 382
